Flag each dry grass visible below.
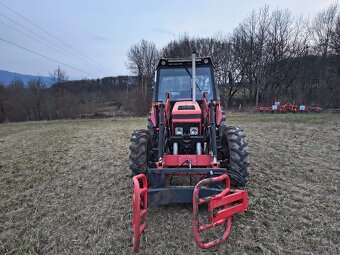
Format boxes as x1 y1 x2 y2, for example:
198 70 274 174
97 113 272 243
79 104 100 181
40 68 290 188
0 114 339 254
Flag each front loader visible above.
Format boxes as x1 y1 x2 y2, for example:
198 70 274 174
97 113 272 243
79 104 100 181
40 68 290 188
129 52 249 252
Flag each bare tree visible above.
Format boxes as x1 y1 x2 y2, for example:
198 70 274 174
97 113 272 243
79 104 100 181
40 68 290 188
231 6 272 107
6 79 30 121
264 9 308 104
330 15 340 54
28 78 46 120
0 83 7 122
161 34 194 58
161 34 239 106
311 2 339 57
49 66 69 84
126 40 159 99
49 67 71 118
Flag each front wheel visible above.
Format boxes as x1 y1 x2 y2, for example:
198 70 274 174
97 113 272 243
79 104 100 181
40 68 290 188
129 130 151 176
219 126 249 187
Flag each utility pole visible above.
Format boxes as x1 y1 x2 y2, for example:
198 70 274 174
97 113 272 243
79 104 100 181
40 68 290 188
126 77 129 101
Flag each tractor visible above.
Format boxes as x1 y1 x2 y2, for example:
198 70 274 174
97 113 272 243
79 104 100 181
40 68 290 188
129 52 249 252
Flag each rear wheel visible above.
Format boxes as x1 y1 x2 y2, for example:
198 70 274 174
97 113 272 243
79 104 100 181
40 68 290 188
219 126 249 187
129 130 151 176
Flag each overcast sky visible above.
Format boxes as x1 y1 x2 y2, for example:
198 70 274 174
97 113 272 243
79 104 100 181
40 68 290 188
0 0 335 79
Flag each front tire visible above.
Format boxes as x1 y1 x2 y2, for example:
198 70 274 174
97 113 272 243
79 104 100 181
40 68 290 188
219 126 249 187
129 130 151 176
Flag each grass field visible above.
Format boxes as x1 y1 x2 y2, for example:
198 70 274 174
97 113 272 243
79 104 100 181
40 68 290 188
0 114 339 254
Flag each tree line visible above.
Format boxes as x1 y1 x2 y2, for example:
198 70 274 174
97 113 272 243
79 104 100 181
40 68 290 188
126 3 340 110
0 67 141 123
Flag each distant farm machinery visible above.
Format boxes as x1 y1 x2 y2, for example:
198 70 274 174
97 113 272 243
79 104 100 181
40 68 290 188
257 102 322 113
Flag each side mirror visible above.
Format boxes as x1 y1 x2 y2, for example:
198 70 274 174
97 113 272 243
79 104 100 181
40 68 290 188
228 71 234 86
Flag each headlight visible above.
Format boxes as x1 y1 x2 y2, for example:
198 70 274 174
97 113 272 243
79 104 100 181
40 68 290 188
190 127 198 135
175 127 183 136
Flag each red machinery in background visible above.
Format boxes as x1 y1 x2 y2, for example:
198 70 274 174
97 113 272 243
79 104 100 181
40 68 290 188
305 106 322 113
256 102 322 113
280 103 299 113
256 106 272 113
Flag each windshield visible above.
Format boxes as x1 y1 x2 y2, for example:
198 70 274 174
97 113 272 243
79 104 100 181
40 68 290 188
157 66 214 102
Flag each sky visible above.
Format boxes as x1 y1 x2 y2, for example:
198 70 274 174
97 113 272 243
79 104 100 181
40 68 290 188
0 0 335 79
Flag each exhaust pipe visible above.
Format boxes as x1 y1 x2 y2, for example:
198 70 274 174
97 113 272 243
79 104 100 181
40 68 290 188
173 142 178 155
192 51 196 103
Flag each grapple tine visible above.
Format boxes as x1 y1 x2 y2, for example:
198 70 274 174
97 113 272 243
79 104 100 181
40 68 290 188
132 174 148 253
192 174 248 249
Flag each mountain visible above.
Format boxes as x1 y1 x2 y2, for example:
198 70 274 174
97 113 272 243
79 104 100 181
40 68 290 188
0 70 52 86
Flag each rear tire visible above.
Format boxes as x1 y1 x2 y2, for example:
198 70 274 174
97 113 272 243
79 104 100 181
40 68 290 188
129 130 151 176
219 126 249 187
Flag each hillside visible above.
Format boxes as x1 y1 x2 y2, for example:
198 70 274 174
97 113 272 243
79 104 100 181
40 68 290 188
0 70 52 85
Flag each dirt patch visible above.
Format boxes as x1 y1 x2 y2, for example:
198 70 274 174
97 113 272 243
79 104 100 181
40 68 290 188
0 114 339 254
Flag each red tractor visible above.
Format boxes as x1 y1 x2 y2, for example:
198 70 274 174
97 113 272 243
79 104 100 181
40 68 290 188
129 52 249 252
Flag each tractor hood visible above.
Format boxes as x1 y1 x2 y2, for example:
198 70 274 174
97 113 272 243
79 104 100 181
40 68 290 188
171 101 202 136
172 101 201 119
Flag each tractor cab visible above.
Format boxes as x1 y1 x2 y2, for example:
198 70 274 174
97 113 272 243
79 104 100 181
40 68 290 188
151 56 222 155
154 57 218 103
